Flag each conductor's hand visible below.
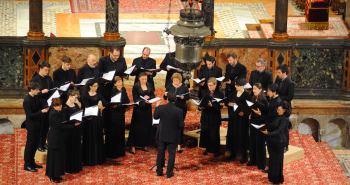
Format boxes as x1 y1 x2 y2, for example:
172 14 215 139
75 122 81 126
208 101 212 107
41 107 49 113
42 89 49 94
164 92 168 96
252 108 261 116
156 101 161 107
261 129 267 135
239 111 244 116
145 71 153 76
144 95 150 100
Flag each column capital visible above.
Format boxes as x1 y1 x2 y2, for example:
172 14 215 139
27 31 45 40
103 32 121 41
271 33 289 41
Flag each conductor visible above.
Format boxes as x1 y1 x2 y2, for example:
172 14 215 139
154 91 185 178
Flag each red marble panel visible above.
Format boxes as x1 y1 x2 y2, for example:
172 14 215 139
48 47 101 77
124 32 162 45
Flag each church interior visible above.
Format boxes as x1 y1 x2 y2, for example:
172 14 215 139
1 0 350 184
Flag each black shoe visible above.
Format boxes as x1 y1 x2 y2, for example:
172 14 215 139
143 148 149 152
246 162 255 166
203 150 208 155
38 147 45 152
239 158 247 164
33 163 43 168
167 173 174 178
177 150 183 154
130 151 135 154
43 143 48 149
52 178 60 183
226 154 236 160
157 172 163 176
24 166 38 172
58 177 63 180
213 152 220 157
261 169 269 173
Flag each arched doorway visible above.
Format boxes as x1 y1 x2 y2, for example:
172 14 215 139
0 119 14 135
298 118 320 142
325 118 349 148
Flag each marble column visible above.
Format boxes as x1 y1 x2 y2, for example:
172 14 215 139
27 0 45 40
103 0 121 40
272 0 289 41
201 0 215 41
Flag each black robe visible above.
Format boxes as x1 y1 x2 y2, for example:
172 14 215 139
197 65 222 99
163 83 189 144
199 89 224 153
249 69 273 91
261 96 282 125
159 52 184 88
82 92 107 166
127 83 155 147
61 103 82 174
105 87 130 158
249 96 268 170
131 57 157 91
53 67 76 103
224 62 247 97
267 115 289 184
77 64 100 84
226 90 251 158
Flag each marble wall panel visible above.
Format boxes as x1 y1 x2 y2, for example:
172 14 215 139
48 47 101 77
291 48 343 89
0 47 23 88
217 48 269 81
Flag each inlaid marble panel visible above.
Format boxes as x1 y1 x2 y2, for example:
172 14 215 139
0 47 23 88
217 48 269 80
291 48 343 89
48 47 101 77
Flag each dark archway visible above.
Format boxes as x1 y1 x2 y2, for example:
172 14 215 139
326 118 349 148
298 118 320 142
0 119 14 135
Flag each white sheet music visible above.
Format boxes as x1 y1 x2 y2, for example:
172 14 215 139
75 78 93 86
122 101 140 106
152 118 160 125
124 65 136 75
191 99 199 106
246 100 254 107
167 65 180 71
147 97 161 104
83 105 99 117
216 76 225 82
70 110 83 122
102 70 116 81
244 83 252 89
111 92 122 103
59 83 71 91
233 105 238 111
191 78 203 84
47 90 60 106
251 123 263 129
176 92 189 97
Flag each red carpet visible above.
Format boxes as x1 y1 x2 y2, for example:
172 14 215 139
0 129 346 184
70 0 182 14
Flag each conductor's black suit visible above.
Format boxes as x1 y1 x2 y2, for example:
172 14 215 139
23 94 42 168
154 102 184 177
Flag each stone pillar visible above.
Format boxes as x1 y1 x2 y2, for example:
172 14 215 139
103 0 121 40
27 0 45 40
341 44 350 103
201 0 215 41
272 0 289 41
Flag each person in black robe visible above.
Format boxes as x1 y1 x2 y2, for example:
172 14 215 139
159 52 183 88
260 101 290 184
199 77 224 157
197 56 222 99
82 79 107 166
225 77 251 163
77 54 100 84
154 91 185 178
127 72 155 154
46 98 79 183
248 59 273 93
52 56 76 103
61 89 82 174
23 82 49 172
275 64 295 152
163 73 189 153
30 60 54 152
130 47 157 91
247 83 268 170
105 76 130 159
223 53 247 97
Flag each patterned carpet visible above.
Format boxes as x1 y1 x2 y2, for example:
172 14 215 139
261 17 349 38
70 0 182 14
1 129 346 184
